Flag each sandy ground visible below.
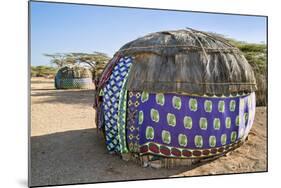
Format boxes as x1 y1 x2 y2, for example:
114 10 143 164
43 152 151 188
30 78 267 187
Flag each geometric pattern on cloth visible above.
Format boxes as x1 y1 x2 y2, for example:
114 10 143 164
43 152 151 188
137 92 256 158
126 91 141 153
102 57 133 152
55 78 93 89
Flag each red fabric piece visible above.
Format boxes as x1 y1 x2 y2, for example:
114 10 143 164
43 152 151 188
98 54 121 89
93 54 122 132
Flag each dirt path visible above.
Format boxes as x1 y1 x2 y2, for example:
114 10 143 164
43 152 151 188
30 78 267 187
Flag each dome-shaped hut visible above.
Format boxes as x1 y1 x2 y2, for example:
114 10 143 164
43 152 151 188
55 65 93 89
95 28 256 168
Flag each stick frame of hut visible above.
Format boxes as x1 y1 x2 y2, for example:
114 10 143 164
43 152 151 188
94 28 257 168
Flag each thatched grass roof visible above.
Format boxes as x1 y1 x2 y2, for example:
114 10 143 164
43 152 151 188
114 28 257 96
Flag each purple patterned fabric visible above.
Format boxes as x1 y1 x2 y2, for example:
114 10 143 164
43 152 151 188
137 92 255 150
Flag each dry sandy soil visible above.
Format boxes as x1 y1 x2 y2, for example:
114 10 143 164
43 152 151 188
30 77 267 187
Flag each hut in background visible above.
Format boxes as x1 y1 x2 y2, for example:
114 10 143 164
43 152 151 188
55 65 93 89
95 28 257 168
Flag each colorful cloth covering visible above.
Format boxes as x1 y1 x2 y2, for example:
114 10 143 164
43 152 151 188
131 92 255 158
102 57 133 152
100 55 256 159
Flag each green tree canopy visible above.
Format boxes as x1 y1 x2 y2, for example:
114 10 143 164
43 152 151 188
44 52 111 78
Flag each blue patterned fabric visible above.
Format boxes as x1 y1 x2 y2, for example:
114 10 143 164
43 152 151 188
103 57 133 152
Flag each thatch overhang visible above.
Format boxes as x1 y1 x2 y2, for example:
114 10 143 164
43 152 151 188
113 29 257 96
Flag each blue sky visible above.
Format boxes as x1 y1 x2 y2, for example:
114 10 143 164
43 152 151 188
30 1 267 66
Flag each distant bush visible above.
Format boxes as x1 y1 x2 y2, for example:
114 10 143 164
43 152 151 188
228 39 266 74
31 66 58 78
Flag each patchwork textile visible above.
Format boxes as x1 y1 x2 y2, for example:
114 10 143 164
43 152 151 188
102 57 133 152
137 92 256 158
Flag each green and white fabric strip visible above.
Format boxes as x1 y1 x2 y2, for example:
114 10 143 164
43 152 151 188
117 72 130 153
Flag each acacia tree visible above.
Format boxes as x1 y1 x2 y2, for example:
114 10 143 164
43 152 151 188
44 53 74 67
66 52 110 78
44 52 110 79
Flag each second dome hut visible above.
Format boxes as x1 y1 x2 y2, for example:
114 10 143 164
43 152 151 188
55 65 93 89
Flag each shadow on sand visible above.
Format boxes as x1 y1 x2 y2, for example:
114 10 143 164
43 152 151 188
30 128 216 187
31 89 96 106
